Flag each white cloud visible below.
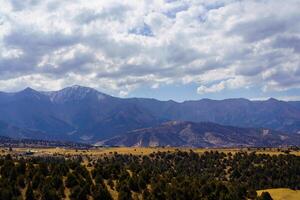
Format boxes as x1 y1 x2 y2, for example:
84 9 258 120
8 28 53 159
197 82 225 94
197 76 249 94
0 0 299 96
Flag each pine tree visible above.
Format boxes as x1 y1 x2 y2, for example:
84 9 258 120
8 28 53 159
92 184 113 200
66 173 79 188
118 184 132 200
25 183 35 200
259 192 273 200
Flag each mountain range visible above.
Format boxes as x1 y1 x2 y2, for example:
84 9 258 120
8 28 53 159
0 85 300 146
97 121 300 147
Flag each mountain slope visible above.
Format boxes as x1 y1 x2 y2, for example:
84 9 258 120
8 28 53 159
0 86 161 141
97 121 300 147
0 135 91 148
130 98 300 133
0 120 51 140
0 85 300 143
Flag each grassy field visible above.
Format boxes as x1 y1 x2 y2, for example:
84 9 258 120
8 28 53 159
1 147 300 156
257 188 300 200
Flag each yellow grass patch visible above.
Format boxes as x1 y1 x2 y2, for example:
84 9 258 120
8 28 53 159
257 188 300 200
104 180 118 200
0 147 299 157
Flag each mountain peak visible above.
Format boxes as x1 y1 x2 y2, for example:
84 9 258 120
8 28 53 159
62 85 103 96
163 120 187 126
19 87 43 96
16 87 46 100
70 85 81 88
22 87 37 93
46 85 108 103
267 97 279 102
69 85 90 90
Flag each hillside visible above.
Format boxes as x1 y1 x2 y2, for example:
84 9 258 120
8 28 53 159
0 150 299 200
0 85 300 143
97 121 300 147
0 135 90 148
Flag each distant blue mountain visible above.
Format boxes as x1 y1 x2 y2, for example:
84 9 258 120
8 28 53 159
0 85 299 143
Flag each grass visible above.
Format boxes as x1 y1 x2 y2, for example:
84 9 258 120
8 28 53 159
1 147 299 157
257 188 300 200
104 180 118 200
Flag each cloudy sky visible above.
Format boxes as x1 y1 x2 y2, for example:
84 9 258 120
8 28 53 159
0 0 300 101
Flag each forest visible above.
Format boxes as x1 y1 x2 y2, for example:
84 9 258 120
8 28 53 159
0 150 299 200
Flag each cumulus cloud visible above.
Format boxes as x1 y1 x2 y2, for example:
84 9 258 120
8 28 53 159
197 76 249 94
0 0 299 97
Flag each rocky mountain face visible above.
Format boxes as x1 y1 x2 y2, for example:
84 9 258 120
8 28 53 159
97 121 300 147
0 86 161 142
0 85 300 144
131 98 300 134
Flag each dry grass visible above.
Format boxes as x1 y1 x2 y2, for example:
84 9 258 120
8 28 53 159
0 147 299 157
63 177 71 200
257 188 300 200
104 180 119 200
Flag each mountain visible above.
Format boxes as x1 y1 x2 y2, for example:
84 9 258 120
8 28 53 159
0 85 300 143
0 86 161 142
0 120 51 140
43 85 110 103
130 97 300 134
0 135 91 148
96 121 300 147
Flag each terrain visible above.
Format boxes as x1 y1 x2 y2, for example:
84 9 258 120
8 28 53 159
257 188 300 200
0 85 300 145
2 146 300 157
0 148 299 200
0 136 91 149
97 121 300 147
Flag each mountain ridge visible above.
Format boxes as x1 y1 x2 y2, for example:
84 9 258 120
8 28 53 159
2 85 299 103
0 85 300 144
96 120 300 147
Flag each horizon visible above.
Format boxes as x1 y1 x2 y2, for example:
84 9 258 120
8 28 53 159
0 84 298 102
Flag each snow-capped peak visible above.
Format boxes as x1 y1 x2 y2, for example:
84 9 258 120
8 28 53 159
44 85 107 103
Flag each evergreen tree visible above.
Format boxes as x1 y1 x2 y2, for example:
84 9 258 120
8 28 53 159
118 185 132 200
66 173 79 188
92 184 113 200
259 192 273 200
25 183 35 200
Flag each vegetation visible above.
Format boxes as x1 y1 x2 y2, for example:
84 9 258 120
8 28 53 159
0 150 299 199
257 188 300 200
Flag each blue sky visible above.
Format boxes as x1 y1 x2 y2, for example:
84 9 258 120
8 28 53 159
0 0 300 101
128 83 300 102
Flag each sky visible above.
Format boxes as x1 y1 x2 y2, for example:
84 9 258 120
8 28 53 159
0 0 300 102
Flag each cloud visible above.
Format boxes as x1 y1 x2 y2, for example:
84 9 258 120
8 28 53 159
197 82 225 94
273 35 300 53
197 76 249 94
0 0 299 97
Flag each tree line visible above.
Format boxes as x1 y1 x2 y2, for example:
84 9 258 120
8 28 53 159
1 150 299 200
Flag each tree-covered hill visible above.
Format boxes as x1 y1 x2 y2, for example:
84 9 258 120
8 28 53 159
0 150 299 199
